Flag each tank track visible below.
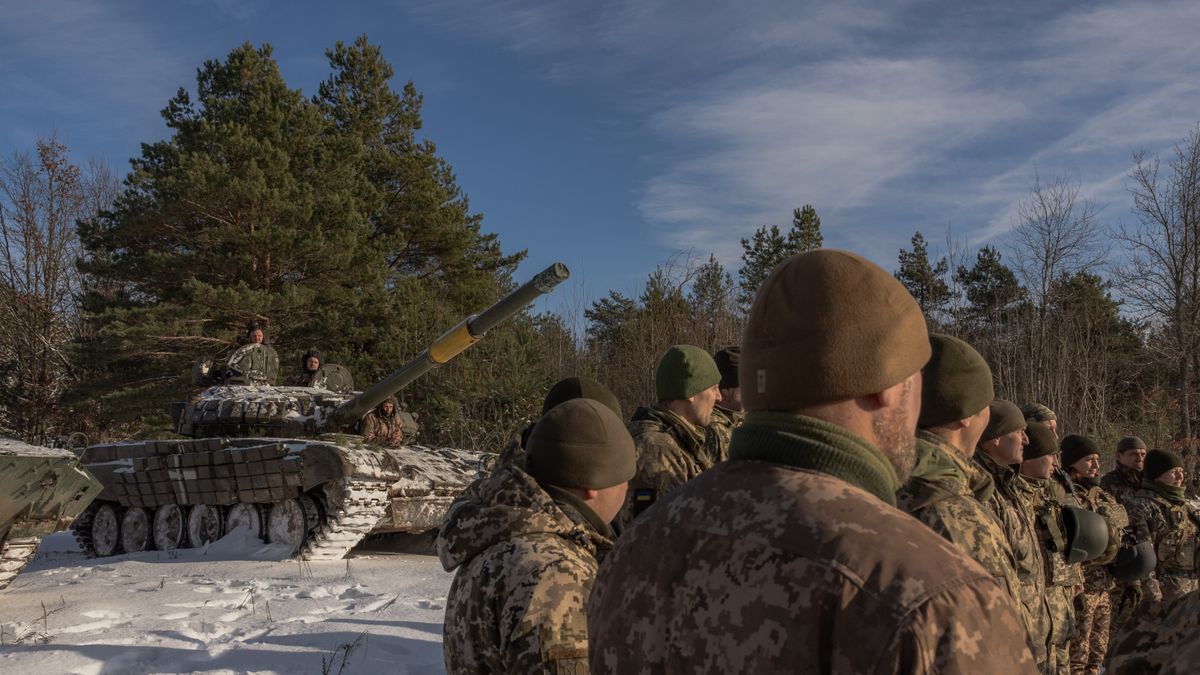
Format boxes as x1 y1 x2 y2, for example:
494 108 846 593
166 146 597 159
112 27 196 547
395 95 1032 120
70 501 101 557
301 479 392 561
0 536 41 590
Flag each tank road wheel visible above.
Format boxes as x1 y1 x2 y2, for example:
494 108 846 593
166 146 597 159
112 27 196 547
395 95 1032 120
268 499 308 554
153 504 186 551
226 503 264 541
187 505 224 547
120 507 152 553
297 494 322 533
91 503 122 557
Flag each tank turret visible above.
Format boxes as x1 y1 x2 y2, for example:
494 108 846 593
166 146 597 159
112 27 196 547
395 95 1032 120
74 263 570 561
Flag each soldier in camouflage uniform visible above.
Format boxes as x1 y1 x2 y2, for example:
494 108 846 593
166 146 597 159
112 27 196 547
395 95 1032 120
589 250 1036 674
706 345 744 463
1022 402 1058 439
493 377 623 472
1125 449 1200 606
1105 588 1200 675
897 335 1025 610
619 344 722 523
284 349 322 386
439 399 636 674
1101 436 1147 633
1058 435 1128 675
976 400 1054 673
359 397 406 447
1019 425 1085 675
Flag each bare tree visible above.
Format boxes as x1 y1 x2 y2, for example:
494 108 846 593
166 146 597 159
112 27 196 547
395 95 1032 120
1113 128 1200 444
0 135 118 442
1011 170 1106 307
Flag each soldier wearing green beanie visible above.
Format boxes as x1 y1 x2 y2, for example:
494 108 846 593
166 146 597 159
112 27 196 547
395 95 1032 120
1125 448 1198 607
493 375 623 472
589 249 1036 674
972 403 1053 671
897 334 1031 651
619 345 723 524
439 398 636 674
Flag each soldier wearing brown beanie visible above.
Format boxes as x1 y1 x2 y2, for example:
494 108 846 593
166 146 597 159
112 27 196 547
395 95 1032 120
706 345 744 463
439 399 636 674
589 250 1035 674
1124 448 1199 607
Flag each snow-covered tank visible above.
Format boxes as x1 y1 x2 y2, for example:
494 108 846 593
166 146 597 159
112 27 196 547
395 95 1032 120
0 440 101 588
73 263 569 560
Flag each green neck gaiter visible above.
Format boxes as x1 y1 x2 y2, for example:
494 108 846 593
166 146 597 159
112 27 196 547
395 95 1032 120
729 412 900 505
1142 477 1187 504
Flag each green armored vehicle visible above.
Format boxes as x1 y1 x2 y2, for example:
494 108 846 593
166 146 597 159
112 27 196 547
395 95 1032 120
0 440 101 589
73 263 569 560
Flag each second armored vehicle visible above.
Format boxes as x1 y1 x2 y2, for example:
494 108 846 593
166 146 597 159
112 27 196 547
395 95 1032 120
73 263 569 560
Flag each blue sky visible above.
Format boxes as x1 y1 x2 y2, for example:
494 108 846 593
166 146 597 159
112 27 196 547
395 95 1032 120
4 0 1200 314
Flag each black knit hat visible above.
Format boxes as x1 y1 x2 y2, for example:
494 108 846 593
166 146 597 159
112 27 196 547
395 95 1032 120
1023 422 1059 460
541 376 622 418
1144 449 1184 481
1061 434 1101 469
712 346 740 390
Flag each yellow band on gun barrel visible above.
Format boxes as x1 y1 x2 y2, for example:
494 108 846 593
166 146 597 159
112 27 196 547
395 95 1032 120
427 320 479 364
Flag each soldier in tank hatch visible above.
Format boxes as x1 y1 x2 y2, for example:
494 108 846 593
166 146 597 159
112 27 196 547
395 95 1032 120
438 398 634 674
284 349 323 386
588 249 1036 674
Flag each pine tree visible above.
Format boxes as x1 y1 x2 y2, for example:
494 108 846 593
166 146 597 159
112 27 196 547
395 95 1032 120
895 232 952 326
738 205 824 309
954 246 1025 329
787 204 823 253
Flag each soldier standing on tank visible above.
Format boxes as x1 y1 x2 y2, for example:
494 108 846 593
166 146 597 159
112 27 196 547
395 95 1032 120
1125 449 1200 606
618 344 722 524
1019 426 1084 675
284 349 322 386
1059 435 1128 675
705 345 744 464
588 250 1036 674
360 397 405 447
975 400 1054 673
896 334 1026 619
1101 435 1148 634
493 376 623 472
438 399 635 674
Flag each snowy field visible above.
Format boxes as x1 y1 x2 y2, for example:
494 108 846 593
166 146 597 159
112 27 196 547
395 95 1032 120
0 532 454 674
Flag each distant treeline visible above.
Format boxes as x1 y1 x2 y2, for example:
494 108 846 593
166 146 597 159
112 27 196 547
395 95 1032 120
2 38 1200 487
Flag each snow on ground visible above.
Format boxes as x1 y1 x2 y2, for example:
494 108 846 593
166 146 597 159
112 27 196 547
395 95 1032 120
0 532 455 674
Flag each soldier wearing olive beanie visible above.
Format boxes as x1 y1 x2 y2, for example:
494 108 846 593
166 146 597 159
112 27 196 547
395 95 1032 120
619 345 724 525
589 249 1037 674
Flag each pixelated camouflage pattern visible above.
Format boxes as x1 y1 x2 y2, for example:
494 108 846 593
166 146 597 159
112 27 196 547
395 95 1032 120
618 404 712 525
705 405 744 463
1105 588 1200 675
437 465 613 674
898 433 1023 604
1124 486 1200 605
975 451 1054 672
1020 476 1083 675
1100 465 1142 504
1070 585 1111 675
590 457 1038 674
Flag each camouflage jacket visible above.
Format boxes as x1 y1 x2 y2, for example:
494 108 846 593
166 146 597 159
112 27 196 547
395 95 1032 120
437 465 613 674
974 451 1053 669
360 411 404 447
1101 464 1143 505
1125 485 1200 578
897 432 1023 604
1106 587 1200 675
619 404 712 524
1020 476 1085 588
590 413 1037 674
705 405 744 464
1069 479 1129 591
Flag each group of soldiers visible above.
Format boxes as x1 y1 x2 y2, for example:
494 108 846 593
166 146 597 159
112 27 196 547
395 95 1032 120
432 248 1200 674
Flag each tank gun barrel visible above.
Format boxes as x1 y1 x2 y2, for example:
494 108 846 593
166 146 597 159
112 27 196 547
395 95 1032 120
332 262 571 427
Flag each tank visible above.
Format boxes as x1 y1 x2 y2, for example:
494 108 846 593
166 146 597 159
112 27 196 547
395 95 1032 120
73 262 570 560
0 439 101 589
